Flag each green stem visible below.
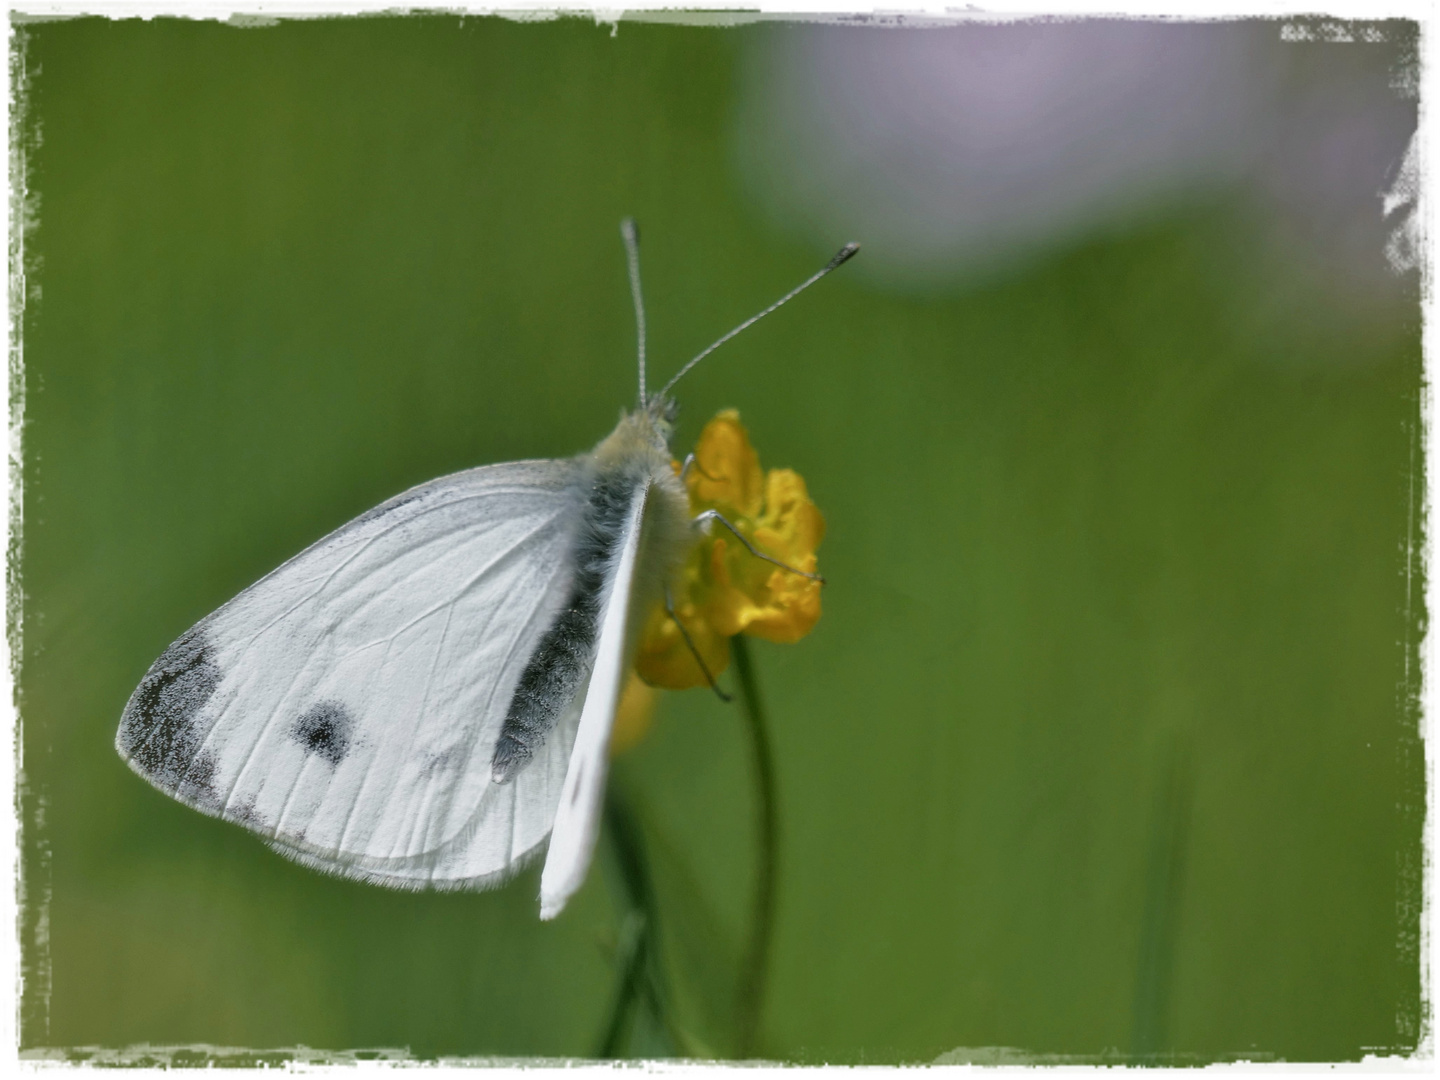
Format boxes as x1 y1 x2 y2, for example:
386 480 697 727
731 635 777 1059
599 785 715 1059
1130 735 1193 1065
597 908 648 1058
597 787 664 1058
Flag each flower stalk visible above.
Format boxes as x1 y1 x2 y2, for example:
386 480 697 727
731 635 777 1059
597 782 717 1060
612 409 818 1060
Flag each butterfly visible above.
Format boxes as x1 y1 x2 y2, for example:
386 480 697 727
115 220 857 919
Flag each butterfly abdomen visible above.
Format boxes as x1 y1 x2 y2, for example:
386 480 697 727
490 411 690 784
490 466 632 781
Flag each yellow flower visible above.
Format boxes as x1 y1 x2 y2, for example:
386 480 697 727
634 410 825 692
610 669 662 755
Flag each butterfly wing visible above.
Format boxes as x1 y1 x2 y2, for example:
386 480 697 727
539 483 652 919
116 458 590 889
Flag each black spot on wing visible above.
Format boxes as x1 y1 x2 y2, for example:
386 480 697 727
292 700 354 766
118 626 223 799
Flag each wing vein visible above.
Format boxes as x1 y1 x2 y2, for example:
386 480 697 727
211 505 572 831
392 599 456 860
239 490 550 654
328 520 568 857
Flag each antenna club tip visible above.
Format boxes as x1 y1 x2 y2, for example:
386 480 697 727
828 242 861 269
621 217 639 241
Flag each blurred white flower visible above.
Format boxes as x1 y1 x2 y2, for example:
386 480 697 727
735 20 1416 304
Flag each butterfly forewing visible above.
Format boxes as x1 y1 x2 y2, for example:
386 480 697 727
118 458 589 885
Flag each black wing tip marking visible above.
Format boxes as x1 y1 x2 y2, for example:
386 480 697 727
291 700 355 766
116 624 224 808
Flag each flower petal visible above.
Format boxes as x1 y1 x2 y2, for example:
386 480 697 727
634 580 731 691
632 410 824 702
610 670 662 754
687 409 764 518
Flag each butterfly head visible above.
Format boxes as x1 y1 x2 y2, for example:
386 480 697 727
643 393 680 446
594 396 679 467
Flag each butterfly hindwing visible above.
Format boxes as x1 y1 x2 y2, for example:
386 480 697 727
537 485 645 917
117 458 591 887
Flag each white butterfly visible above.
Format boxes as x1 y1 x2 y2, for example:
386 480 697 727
116 221 857 920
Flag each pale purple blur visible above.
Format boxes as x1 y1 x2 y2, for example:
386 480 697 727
734 20 1417 302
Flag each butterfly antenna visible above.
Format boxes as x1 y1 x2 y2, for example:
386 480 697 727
621 218 647 408
657 241 860 401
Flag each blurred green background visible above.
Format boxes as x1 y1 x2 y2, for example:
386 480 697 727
16 15 1423 1063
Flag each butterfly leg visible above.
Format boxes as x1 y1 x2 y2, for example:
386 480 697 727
664 584 732 703
693 509 826 585
679 453 723 484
